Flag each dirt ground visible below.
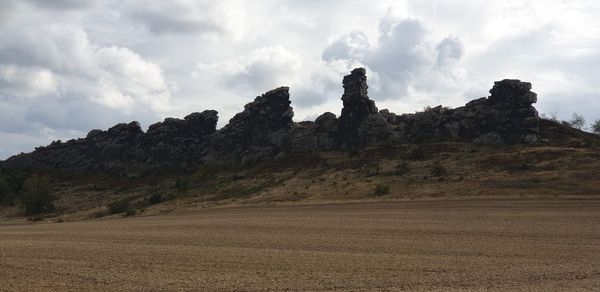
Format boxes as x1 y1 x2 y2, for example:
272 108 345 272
1 198 600 291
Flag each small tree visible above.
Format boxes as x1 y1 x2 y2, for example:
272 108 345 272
569 113 586 130
591 118 600 135
20 174 55 215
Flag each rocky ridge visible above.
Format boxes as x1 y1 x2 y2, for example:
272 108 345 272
1 68 539 172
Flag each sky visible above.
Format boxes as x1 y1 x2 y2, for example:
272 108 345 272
1 0 599 159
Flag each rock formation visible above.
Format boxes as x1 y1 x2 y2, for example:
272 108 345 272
0 68 540 173
205 87 294 164
336 68 378 148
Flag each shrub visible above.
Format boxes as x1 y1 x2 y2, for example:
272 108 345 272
347 150 360 158
373 184 390 196
124 208 137 216
108 199 131 214
365 162 380 177
28 216 44 222
430 161 447 177
147 193 164 204
520 162 534 171
395 161 410 176
175 177 190 194
406 146 425 160
20 174 55 215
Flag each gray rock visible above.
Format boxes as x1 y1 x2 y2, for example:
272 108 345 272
474 132 505 145
1 69 541 173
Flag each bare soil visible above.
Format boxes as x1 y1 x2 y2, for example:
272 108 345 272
2 198 600 291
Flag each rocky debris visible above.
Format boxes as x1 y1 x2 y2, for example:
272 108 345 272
2 68 541 173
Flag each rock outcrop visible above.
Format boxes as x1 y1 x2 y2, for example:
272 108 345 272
205 87 294 164
1 68 539 173
337 68 378 148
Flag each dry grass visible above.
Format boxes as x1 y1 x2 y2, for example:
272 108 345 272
1 199 600 291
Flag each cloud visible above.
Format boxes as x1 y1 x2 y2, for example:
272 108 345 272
435 36 464 67
320 16 467 106
200 46 302 93
123 0 246 37
25 0 96 11
0 14 173 158
0 66 58 98
322 31 369 62
2 0 600 159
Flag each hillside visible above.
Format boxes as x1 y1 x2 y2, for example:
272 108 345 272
1 119 599 221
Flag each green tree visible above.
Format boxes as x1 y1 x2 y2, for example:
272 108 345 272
20 174 55 215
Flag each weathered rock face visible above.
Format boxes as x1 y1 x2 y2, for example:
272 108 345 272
336 68 378 148
1 68 540 173
205 87 294 164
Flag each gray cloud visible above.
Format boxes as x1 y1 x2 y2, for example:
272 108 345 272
123 0 237 36
25 0 95 10
436 37 464 67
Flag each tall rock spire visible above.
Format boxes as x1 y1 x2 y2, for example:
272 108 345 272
336 68 378 147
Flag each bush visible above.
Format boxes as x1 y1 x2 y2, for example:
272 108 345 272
520 162 533 171
430 161 447 177
108 199 131 214
373 184 390 196
365 162 380 177
175 177 189 194
147 193 164 204
20 174 55 215
395 161 410 176
28 216 44 222
124 208 137 216
406 146 425 160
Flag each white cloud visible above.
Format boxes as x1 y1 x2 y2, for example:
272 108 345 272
322 31 369 62
199 46 302 93
0 65 58 98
